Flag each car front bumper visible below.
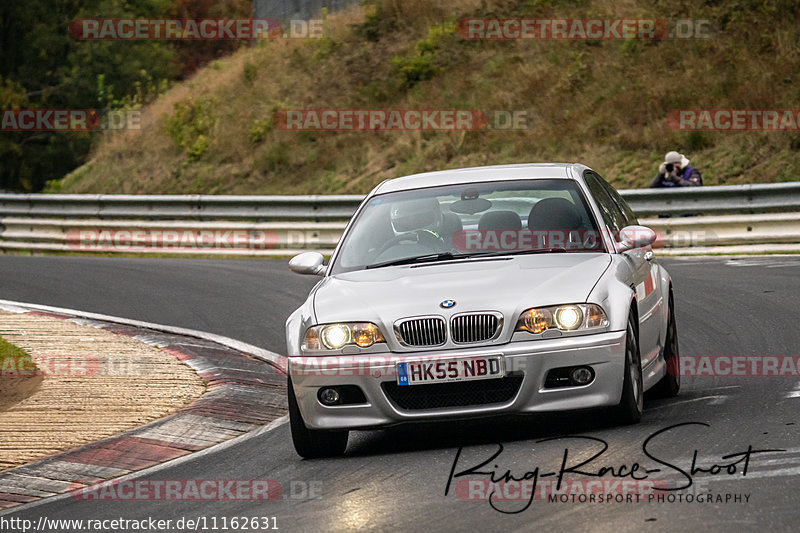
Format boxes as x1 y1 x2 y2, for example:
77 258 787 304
288 329 627 430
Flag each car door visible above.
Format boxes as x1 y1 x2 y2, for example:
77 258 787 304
583 171 662 368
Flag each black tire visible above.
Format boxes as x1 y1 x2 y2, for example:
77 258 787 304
611 314 644 425
288 378 348 458
651 290 680 398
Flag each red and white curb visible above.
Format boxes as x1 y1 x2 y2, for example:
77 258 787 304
0 300 288 513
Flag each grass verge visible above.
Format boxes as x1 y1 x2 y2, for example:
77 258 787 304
58 0 800 195
0 336 42 410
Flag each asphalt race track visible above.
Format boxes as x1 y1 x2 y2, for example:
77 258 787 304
2 255 799 532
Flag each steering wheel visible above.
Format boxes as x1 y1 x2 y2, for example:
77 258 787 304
374 230 443 258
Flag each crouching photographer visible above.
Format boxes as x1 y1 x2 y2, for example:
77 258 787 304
650 151 703 188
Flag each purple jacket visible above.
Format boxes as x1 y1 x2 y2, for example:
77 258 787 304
650 166 703 188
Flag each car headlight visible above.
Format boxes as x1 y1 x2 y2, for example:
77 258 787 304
303 322 385 351
516 304 608 334
322 324 350 349
555 306 582 330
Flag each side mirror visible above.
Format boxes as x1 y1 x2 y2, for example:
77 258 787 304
289 252 326 276
617 225 657 252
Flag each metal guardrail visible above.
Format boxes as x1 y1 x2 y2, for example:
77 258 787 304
1 182 799 221
620 182 800 216
0 218 345 256
1 182 799 255
0 194 361 222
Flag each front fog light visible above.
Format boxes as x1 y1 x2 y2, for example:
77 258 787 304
570 366 594 385
555 306 583 330
321 325 350 349
319 387 341 405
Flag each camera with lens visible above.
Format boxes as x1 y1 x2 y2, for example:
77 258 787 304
665 163 675 172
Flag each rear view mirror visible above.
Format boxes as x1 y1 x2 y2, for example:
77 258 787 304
617 225 657 251
289 252 326 276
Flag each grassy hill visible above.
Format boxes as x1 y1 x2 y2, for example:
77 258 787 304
56 0 800 194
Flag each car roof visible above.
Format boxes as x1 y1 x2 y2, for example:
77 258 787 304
372 163 591 195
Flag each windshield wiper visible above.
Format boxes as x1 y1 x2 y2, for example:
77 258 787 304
366 251 471 269
475 247 572 258
365 247 586 269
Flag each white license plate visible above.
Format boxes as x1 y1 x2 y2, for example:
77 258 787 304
396 355 504 386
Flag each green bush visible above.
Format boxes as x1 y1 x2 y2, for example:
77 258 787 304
259 143 290 171
685 131 712 152
188 135 209 161
249 119 273 143
352 2 397 42
243 62 258 84
392 54 438 89
164 97 217 161
391 22 456 89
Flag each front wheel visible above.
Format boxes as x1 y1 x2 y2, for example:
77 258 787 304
651 290 680 398
288 378 348 458
611 314 644 424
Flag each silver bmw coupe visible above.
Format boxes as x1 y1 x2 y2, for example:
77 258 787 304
286 163 680 458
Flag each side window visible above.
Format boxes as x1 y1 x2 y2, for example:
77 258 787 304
596 173 639 226
584 172 626 232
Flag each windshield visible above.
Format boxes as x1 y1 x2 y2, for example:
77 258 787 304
330 179 605 274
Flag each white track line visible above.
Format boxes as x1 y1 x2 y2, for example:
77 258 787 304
785 382 800 399
647 394 729 410
0 298 282 366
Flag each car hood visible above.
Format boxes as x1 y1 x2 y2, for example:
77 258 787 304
313 253 611 326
